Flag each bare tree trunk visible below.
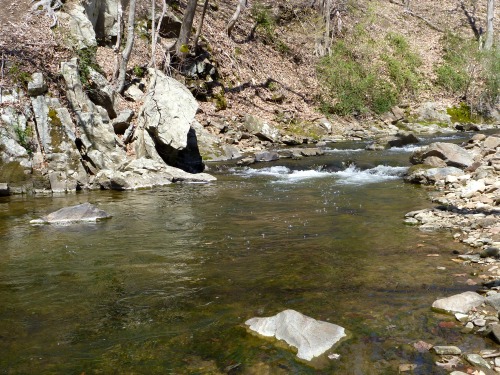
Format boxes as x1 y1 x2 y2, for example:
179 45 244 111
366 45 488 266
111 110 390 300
151 0 169 69
116 0 137 93
176 0 198 57
227 0 247 37
151 0 156 67
113 1 123 81
193 0 209 50
484 0 495 50
404 0 410 12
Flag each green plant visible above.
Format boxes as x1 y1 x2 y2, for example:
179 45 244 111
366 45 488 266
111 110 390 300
481 47 500 105
251 2 290 54
13 125 34 156
133 65 145 78
317 41 398 115
9 64 31 89
434 33 476 95
213 91 227 111
76 47 103 87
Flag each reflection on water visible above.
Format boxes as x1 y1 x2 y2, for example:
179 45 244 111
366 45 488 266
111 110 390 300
0 139 489 374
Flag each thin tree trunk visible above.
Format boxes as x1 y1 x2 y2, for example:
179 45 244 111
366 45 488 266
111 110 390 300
151 0 156 67
484 0 495 50
227 0 247 37
116 0 137 93
113 1 123 81
193 0 209 50
176 0 198 57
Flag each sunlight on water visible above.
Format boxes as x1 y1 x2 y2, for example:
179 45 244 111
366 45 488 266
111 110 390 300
0 136 485 374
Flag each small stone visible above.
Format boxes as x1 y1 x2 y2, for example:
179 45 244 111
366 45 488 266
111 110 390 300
455 313 469 322
473 318 487 327
432 346 462 355
398 364 417 372
27 72 48 96
462 322 474 333
464 353 491 369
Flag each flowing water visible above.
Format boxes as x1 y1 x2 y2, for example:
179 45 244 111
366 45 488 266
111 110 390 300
0 134 492 374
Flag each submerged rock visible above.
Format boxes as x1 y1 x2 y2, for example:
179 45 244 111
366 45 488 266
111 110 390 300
432 291 485 314
245 309 346 361
30 202 112 224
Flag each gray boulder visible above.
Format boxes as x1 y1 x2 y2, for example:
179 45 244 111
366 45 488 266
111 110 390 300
137 69 204 173
86 67 117 119
387 132 419 148
244 115 281 143
30 202 111 224
431 291 485 314
417 102 451 125
246 309 346 361
83 0 122 42
96 158 216 189
112 109 134 134
255 151 279 162
405 166 464 184
410 142 474 169
58 5 97 49
28 73 48 97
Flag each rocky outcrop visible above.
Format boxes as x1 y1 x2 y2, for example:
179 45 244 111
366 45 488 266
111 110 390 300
410 142 474 169
83 0 123 43
30 202 111 224
136 69 205 173
58 5 98 49
246 309 346 361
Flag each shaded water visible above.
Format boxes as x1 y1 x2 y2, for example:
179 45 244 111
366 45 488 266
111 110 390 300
0 135 491 374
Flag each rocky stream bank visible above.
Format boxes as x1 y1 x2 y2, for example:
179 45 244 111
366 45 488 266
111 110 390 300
401 133 500 374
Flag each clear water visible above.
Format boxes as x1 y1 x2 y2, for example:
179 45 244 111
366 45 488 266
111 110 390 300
0 136 490 374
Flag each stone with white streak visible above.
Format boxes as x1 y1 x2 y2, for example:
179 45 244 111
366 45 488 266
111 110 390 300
432 291 485 314
245 309 346 361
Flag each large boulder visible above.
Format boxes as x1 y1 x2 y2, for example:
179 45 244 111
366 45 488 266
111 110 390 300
136 69 204 173
246 309 346 361
243 115 281 143
83 0 124 42
431 291 485 314
410 142 474 169
58 5 97 49
30 202 111 224
96 158 216 189
416 102 451 125
404 166 464 184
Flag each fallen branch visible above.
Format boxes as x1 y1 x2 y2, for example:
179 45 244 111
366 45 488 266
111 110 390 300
388 0 444 32
31 0 63 28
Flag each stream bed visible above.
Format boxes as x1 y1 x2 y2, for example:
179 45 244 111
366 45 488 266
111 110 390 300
0 133 493 374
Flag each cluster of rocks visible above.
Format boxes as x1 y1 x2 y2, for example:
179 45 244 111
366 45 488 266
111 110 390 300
0 65 216 195
404 134 499 251
413 291 500 373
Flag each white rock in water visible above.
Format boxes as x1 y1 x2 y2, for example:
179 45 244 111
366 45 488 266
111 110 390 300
432 291 485 314
245 309 346 361
30 202 112 224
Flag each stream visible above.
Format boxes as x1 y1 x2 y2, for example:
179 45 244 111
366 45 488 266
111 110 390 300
0 133 493 374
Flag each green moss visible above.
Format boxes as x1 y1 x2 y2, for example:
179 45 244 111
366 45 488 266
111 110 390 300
8 64 31 89
48 107 62 127
447 103 474 123
213 91 227 111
